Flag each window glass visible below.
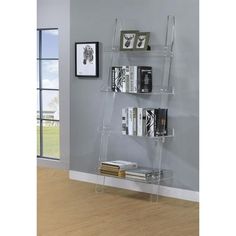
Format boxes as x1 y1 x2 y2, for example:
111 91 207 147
41 60 59 89
42 121 60 158
42 30 59 58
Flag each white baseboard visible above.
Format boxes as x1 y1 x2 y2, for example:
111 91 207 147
69 170 199 202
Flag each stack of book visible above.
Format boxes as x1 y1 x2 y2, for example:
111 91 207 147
99 160 138 177
122 107 168 137
111 66 152 93
125 168 164 182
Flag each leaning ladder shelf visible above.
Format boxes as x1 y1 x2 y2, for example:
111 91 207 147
96 16 176 202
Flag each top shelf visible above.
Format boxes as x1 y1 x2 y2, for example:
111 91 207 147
104 45 173 58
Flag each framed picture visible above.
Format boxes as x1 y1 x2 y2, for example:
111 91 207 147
75 42 99 77
134 32 150 50
120 30 139 51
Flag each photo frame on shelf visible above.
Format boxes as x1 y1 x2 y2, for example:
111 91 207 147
120 30 139 51
75 42 99 78
134 32 150 50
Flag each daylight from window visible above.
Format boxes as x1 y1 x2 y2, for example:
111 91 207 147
37 29 60 159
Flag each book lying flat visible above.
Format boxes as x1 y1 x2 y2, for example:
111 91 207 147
100 170 125 177
101 160 138 170
126 168 163 177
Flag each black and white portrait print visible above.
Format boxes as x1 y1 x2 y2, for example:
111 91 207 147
123 33 136 49
75 42 99 77
120 31 138 50
135 32 150 50
136 35 146 49
83 45 94 65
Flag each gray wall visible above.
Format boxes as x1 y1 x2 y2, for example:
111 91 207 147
70 0 199 191
37 0 70 169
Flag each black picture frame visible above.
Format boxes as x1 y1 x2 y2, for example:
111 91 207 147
75 42 99 78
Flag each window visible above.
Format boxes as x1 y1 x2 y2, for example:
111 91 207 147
37 29 60 159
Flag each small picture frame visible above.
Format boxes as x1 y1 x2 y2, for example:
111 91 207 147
134 32 150 50
75 42 99 77
120 30 139 51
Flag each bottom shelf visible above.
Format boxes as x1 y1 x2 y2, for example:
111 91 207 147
97 172 172 185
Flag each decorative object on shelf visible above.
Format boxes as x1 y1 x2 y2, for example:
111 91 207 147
120 30 138 51
75 41 99 77
122 107 168 137
111 66 152 93
134 32 150 50
99 160 138 177
125 168 163 181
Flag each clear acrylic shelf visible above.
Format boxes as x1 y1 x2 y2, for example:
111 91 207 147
97 173 172 185
98 126 175 140
100 86 175 95
103 45 173 57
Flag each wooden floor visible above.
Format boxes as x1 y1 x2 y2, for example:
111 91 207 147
38 167 199 236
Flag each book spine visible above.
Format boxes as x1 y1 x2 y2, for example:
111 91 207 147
133 66 137 93
139 66 152 93
146 109 155 137
111 67 115 91
156 109 168 136
133 107 137 136
122 66 126 93
114 67 122 92
142 108 146 136
128 107 133 135
137 108 142 136
137 67 141 93
129 66 134 93
125 108 128 134
125 66 129 93
154 108 158 137
122 108 126 135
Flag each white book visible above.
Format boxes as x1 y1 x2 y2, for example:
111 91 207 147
129 66 134 93
125 66 129 92
128 107 133 135
125 175 147 181
101 160 138 170
137 107 143 136
133 66 138 93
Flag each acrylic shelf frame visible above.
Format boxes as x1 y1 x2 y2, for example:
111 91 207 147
96 15 176 202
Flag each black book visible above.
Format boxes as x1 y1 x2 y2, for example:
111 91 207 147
137 66 152 93
155 108 168 136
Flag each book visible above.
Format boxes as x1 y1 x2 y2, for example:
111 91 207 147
100 169 125 177
128 107 133 135
128 66 134 93
133 107 137 135
137 66 152 93
124 66 129 92
121 67 126 92
155 108 168 136
122 108 127 135
100 160 138 170
125 175 148 181
133 66 138 93
112 67 124 92
125 168 154 177
137 108 146 136
146 109 155 137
